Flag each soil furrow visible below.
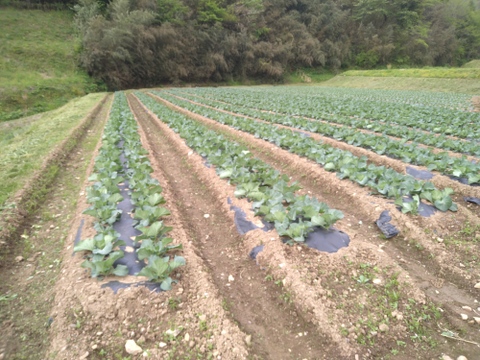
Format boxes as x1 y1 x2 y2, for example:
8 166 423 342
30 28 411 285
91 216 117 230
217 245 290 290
48 95 248 360
128 94 340 359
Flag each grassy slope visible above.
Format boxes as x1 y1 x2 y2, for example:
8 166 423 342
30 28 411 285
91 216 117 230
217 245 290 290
462 59 480 68
0 92 105 207
342 67 480 79
323 70 480 94
0 8 100 121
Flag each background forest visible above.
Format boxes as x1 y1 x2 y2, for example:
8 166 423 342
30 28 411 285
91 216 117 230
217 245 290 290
9 0 480 89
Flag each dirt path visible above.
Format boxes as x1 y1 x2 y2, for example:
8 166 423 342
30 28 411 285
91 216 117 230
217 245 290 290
0 94 110 256
129 94 344 359
473 96 480 112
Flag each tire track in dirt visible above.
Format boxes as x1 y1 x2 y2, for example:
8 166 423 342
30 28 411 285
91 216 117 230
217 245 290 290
146 94 480 327
129 94 343 359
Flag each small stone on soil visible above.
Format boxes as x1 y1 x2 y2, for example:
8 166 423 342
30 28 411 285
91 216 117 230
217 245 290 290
15 256 24 263
460 313 469 320
125 339 143 355
165 328 182 338
245 335 252 346
378 324 389 332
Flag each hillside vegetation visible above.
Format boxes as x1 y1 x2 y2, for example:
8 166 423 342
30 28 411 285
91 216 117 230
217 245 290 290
0 8 101 122
73 0 480 89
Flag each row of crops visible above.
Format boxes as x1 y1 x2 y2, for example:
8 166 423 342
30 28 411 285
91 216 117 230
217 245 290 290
134 92 344 242
151 91 458 214
264 86 476 111
166 90 480 182
74 92 184 289
73 87 477 283
174 87 480 144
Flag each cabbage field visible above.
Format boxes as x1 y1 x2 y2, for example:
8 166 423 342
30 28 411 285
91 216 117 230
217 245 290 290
2 86 480 360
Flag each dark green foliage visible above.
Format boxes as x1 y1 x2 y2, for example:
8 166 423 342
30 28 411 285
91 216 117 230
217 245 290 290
73 0 480 88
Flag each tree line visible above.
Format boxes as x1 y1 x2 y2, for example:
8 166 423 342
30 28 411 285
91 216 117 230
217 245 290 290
71 0 480 89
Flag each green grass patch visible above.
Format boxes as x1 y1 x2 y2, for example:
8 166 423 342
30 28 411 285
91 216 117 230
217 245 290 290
462 60 480 68
0 93 105 207
285 68 335 84
0 108 107 360
342 67 480 79
322 76 480 94
0 7 103 122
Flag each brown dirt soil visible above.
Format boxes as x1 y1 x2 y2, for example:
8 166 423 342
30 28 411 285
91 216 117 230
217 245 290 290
47 104 248 359
472 96 480 112
138 92 480 359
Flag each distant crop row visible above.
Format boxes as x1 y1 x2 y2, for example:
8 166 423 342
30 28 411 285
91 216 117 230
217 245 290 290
180 87 480 142
75 92 184 288
173 89 480 157
283 86 475 111
153 91 457 214
168 90 480 183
